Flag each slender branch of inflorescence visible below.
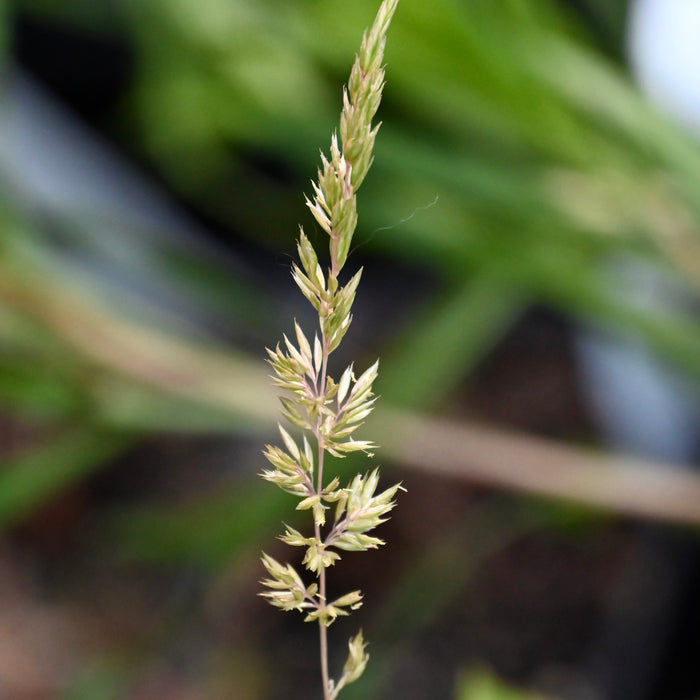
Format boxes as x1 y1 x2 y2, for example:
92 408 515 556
259 2 402 698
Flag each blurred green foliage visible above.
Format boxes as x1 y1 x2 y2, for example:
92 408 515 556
8 0 700 436
118 0 700 392
456 668 548 700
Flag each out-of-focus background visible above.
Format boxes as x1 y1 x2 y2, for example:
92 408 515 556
3 0 700 698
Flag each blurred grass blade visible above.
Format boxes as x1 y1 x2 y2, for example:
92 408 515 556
375 409 700 525
0 427 132 528
112 481 290 568
379 276 522 409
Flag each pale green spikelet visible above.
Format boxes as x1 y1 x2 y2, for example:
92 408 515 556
331 630 370 699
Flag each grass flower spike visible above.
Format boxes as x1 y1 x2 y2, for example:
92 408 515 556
260 1 401 698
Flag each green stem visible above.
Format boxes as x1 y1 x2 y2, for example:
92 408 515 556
319 583 331 700
315 333 331 700
315 438 330 700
